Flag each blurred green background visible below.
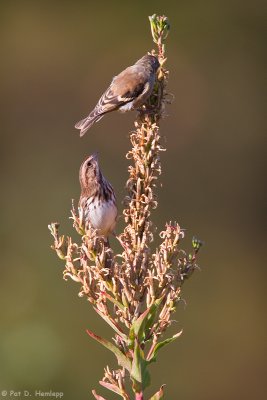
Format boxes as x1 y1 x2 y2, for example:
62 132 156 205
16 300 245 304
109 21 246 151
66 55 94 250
1 1 266 399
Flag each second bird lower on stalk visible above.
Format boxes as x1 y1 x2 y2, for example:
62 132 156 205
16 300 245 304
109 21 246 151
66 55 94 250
79 153 117 241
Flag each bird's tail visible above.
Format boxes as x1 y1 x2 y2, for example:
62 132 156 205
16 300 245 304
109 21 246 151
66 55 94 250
75 112 104 137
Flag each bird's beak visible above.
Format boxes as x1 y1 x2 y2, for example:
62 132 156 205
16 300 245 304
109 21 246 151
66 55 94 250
91 152 99 161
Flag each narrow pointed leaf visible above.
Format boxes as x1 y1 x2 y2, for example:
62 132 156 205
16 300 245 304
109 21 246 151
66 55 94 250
131 339 151 391
130 297 163 346
86 329 131 372
130 307 151 344
149 385 165 399
93 307 128 341
147 331 183 362
143 297 163 334
99 381 124 397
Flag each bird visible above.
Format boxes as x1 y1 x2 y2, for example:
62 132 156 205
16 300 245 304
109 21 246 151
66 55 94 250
78 153 117 239
75 54 160 136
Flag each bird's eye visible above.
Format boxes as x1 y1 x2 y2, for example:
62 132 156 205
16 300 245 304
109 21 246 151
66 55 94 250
87 161 92 168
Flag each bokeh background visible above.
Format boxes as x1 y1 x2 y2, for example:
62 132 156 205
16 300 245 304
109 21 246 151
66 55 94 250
1 1 266 399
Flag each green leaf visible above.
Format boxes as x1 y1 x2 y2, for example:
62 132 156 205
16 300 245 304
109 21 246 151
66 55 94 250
149 385 165 399
129 298 163 347
131 339 151 392
86 329 131 372
147 331 183 363
148 14 158 42
93 307 128 342
143 297 163 334
130 307 151 345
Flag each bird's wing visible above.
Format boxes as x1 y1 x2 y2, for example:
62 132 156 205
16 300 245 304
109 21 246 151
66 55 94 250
93 68 146 114
113 67 147 101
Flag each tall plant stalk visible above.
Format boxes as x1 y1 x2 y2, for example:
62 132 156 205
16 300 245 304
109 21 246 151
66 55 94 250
49 14 202 400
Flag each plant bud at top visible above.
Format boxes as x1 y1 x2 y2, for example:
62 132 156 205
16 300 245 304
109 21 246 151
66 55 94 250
149 14 170 44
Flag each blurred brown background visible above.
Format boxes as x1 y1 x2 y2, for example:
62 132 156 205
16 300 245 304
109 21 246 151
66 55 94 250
1 1 266 399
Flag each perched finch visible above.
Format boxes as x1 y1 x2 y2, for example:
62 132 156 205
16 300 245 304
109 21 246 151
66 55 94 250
79 153 117 239
75 54 160 136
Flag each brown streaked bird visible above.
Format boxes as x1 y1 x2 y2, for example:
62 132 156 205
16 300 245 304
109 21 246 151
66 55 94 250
79 153 117 238
75 54 160 136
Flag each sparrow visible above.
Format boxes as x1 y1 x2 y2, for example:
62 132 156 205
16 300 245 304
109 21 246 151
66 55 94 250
75 54 160 136
79 153 117 238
